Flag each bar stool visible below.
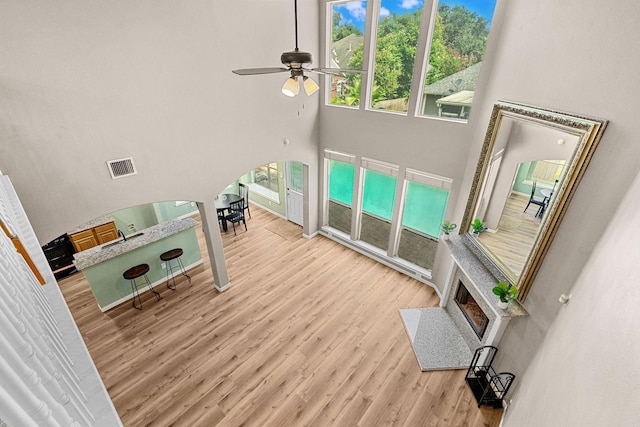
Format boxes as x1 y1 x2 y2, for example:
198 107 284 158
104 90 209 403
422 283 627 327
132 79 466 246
123 263 161 310
160 248 191 290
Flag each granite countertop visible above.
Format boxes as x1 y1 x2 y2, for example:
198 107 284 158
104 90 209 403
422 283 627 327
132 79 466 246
445 234 528 318
73 217 197 270
68 214 115 234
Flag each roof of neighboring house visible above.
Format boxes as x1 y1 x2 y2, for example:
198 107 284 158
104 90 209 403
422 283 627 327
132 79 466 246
424 61 483 96
332 34 364 69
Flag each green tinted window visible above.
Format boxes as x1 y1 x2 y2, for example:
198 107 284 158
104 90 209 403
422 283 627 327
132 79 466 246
401 181 449 237
362 169 397 220
329 160 355 205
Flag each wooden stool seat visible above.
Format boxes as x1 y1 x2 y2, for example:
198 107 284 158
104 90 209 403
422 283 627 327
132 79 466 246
160 248 183 262
123 263 150 280
122 263 160 309
159 248 190 290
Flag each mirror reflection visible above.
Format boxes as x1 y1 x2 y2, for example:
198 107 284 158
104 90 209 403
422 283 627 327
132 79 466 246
461 101 607 301
473 119 579 279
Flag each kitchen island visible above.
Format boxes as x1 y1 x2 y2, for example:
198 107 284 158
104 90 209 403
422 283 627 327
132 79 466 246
74 217 202 311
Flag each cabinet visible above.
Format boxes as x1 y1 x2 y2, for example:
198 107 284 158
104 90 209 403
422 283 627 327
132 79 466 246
69 221 118 252
465 346 515 408
94 222 119 244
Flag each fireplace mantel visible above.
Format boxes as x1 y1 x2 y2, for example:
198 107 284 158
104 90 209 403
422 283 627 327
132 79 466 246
443 234 528 319
400 234 528 371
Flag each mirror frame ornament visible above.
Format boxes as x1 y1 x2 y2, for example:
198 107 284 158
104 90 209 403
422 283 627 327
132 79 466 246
460 101 608 301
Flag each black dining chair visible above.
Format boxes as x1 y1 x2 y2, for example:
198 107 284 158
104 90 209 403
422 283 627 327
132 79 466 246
238 183 251 219
524 181 546 217
224 199 247 235
217 208 225 230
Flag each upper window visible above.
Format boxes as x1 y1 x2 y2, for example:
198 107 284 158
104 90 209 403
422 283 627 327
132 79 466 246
326 0 497 121
418 0 496 120
370 0 422 113
329 1 368 107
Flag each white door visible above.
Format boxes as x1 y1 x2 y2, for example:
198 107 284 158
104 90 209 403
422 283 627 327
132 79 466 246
285 161 304 226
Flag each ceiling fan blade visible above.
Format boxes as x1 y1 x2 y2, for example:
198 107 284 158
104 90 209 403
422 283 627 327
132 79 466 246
232 67 290 76
309 67 367 75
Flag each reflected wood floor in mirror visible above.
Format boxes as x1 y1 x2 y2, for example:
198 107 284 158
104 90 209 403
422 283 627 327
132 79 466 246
58 205 503 426
478 193 541 277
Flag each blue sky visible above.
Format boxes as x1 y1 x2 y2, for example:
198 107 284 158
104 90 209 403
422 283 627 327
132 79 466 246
334 0 497 32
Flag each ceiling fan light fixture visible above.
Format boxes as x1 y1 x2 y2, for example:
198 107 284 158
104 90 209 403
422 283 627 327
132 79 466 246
282 76 299 97
303 75 319 96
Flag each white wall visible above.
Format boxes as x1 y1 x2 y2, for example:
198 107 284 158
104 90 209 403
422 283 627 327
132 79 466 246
0 0 320 243
503 170 640 426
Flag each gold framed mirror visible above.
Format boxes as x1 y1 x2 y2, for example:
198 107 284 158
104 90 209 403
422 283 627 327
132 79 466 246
460 101 607 301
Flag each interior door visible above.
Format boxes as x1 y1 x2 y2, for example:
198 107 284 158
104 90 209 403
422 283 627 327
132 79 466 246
285 161 304 226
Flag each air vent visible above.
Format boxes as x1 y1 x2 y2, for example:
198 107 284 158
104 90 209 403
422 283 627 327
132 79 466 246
107 157 137 179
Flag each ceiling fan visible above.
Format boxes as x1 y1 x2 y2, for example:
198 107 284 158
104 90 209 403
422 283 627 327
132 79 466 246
232 0 364 97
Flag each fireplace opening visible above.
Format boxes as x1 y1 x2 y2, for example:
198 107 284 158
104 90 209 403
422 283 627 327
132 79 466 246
454 280 489 339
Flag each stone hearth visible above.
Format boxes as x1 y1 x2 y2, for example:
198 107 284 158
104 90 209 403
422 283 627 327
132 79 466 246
401 234 527 371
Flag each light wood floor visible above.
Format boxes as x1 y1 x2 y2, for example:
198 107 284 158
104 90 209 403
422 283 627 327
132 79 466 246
58 206 503 426
477 193 541 277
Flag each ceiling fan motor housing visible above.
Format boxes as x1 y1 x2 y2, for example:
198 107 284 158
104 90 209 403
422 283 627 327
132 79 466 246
281 50 312 68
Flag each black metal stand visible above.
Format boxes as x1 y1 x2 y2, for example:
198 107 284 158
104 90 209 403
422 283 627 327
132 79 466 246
465 346 515 408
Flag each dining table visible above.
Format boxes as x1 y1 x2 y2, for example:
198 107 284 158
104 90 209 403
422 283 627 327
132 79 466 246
215 193 242 232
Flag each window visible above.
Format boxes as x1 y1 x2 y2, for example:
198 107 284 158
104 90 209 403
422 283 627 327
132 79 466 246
323 151 453 273
396 170 452 269
326 0 497 121
530 160 565 185
419 0 497 120
249 163 280 203
359 158 398 250
254 163 279 193
370 0 422 113
289 161 304 193
328 1 367 107
326 151 356 234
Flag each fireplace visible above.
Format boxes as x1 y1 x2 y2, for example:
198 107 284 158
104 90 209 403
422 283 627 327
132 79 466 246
454 280 489 340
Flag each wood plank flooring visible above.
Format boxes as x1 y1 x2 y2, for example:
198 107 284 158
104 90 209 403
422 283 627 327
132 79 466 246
58 206 503 426
477 193 542 277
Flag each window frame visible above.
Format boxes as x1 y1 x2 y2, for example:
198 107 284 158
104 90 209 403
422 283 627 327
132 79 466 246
322 150 454 274
324 0 497 122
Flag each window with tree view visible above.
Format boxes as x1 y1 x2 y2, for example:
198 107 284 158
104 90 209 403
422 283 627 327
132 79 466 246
329 1 367 107
370 0 422 113
327 0 496 120
419 0 496 120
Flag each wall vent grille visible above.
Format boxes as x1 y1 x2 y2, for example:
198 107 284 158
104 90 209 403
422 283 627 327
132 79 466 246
107 157 137 179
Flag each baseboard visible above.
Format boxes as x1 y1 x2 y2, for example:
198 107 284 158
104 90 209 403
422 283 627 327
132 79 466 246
319 228 441 298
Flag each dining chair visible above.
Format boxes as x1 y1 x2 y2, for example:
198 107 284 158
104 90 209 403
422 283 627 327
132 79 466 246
523 181 546 217
238 183 251 219
224 199 247 235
